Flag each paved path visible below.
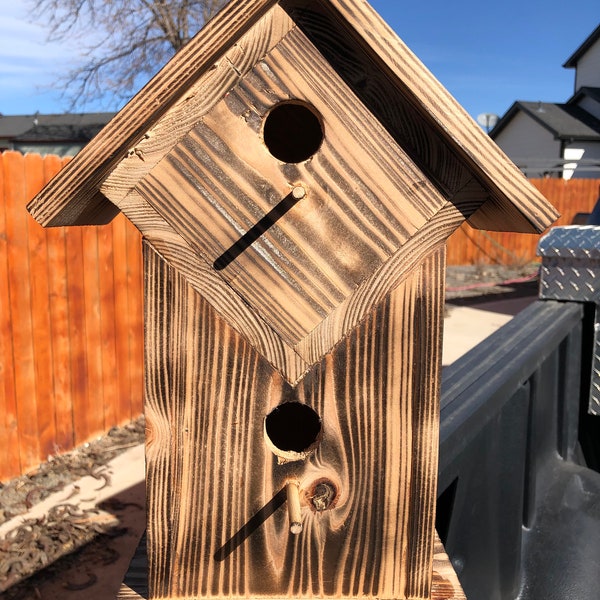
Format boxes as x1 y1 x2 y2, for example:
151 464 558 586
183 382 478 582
443 279 538 365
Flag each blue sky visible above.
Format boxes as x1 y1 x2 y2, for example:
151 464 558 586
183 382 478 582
0 0 598 124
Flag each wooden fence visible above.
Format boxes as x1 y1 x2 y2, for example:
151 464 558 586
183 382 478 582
447 178 600 265
0 152 143 481
1 149 599 481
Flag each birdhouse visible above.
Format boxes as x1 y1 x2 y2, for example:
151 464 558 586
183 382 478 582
28 0 558 598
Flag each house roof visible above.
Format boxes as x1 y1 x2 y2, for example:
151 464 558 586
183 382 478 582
563 23 600 68
568 86 600 106
491 101 600 142
0 113 114 143
27 0 557 235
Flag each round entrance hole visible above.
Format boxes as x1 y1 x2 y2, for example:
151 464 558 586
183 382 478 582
263 101 324 163
264 402 322 462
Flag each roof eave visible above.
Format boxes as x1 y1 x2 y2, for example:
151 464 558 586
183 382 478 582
563 24 600 68
28 0 558 235
27 0 280 227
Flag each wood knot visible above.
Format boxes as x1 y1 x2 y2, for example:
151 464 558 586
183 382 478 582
308 479 338 512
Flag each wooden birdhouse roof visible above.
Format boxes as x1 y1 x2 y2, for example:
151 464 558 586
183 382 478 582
28 0 558 383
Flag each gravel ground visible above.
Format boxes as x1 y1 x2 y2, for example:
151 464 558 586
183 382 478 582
0 262 541 598
0 418 145 598
445 262 541 300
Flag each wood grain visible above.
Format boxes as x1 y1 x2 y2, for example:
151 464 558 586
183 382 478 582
107 187 476 387
0 152 144 482
25 154 56 458
4 151 40 471
118 189 308 383
446 178 600 266
118 532 465 599
0 152 21 477
27 0 283 227
106 188 477 388
280 0 558 234
136 25 447 350
296 192 482 365
43 157 75 452
143 243 445 599
102 5 296 205
82 225 106 438
431 535 467 600
28 0 557 236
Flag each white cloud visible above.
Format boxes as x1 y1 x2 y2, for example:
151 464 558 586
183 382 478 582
0 14 76 62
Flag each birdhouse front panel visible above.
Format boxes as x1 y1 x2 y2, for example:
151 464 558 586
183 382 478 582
144 241 445 600
26 2 560 600
134 24 448 368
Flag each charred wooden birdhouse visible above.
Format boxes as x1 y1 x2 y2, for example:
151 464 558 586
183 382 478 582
28 0 558 598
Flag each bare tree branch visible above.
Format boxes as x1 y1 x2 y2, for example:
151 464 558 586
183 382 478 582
28 0 228 110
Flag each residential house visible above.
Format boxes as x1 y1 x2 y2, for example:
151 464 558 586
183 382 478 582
0 112 114 157
491 24 600 179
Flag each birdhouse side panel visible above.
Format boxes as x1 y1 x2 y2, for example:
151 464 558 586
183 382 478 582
143 243 444 599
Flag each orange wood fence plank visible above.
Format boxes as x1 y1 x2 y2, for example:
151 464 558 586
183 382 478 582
112 214 135 422
4 152 40 472
125 217 144 417
46 222 74 453
98 222 119 429
0 153 21 479
0 151 145 481
25 153 57 459
446 178 600 265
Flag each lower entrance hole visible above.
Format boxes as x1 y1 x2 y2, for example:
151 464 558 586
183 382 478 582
264 402 322 462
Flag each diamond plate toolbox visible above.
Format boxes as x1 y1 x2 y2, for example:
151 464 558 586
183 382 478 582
538 225 600 415
537 226 600 302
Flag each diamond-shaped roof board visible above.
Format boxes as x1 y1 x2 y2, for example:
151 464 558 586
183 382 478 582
27 0 559 384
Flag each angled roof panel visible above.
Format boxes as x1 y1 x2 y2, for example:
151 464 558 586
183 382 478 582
27 0 558 234
568 86 600 105
519 101 600 140
0 113 114 139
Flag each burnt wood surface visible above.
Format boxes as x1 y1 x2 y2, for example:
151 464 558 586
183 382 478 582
98 6 490 384
142 244 446 598
118 531 466 599
133 24 447 353
28 0 557 235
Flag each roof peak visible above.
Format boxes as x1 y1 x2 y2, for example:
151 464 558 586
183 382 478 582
563 23 600 68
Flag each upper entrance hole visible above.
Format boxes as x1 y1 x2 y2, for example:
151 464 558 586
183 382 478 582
263 101 324 163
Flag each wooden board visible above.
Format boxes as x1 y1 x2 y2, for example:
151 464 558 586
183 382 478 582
118 532 466 599
4 151 41 471
142 243 445 599
27 0 283 226
28 0 557 237
279 0 558 234
0 152 145 482
98 8 490 387
134 23 447 350
101 186 480 386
